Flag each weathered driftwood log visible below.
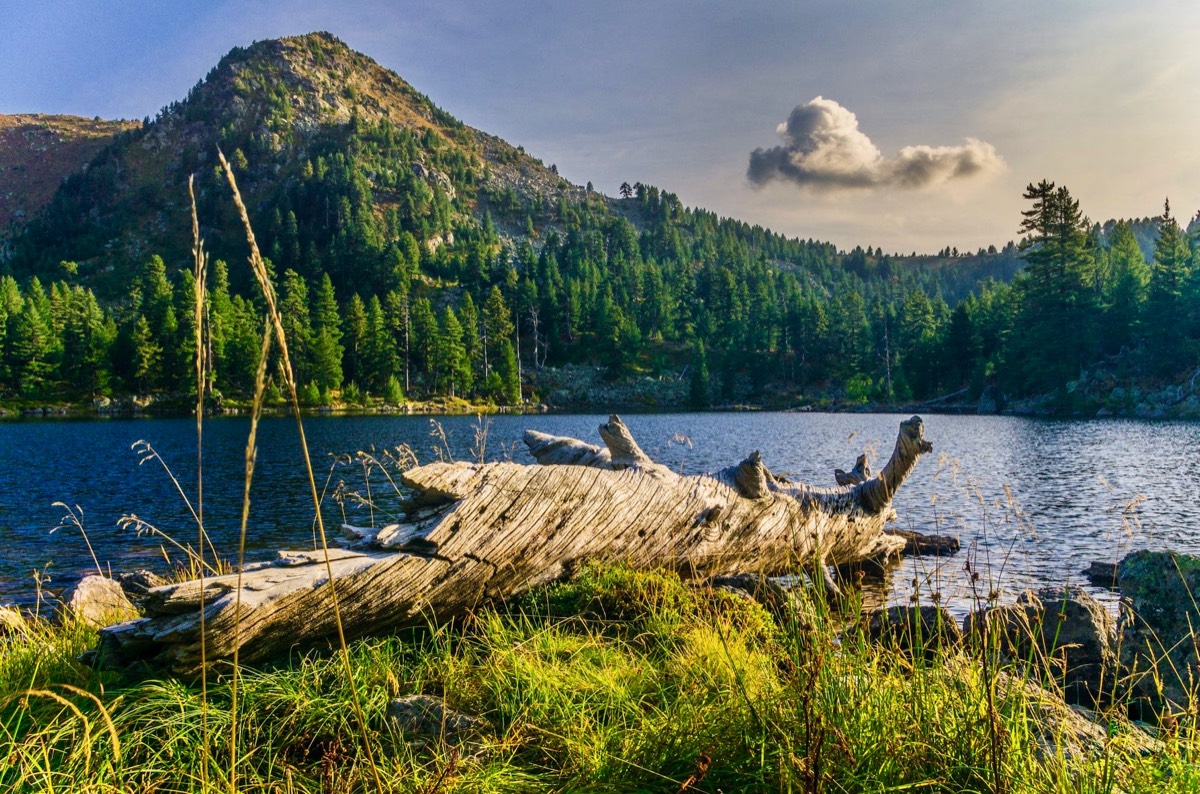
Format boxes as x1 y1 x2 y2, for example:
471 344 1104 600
96 415 932 673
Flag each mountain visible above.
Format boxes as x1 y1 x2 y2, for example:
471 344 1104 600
0 114 138 233
3 32 584 297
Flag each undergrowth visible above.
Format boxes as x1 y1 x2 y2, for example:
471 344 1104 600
2 562 1197 793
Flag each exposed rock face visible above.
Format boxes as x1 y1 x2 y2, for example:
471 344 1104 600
0 606 28 636
863 605 962 657
1117 550 1200 711
0 113 138 232
996 674 1161 761
964 586 1116 706
65 575 140 628
117 569 169 597
387 695 490 744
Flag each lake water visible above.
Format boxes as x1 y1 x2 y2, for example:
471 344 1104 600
1 412 1195 617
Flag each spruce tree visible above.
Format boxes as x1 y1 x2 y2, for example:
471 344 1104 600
1102 221 1150 354
279 270 314 386
1011 181 1098 393
1146 199 1192 374
311 274 344 395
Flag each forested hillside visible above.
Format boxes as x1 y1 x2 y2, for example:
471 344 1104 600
0 33 1196 415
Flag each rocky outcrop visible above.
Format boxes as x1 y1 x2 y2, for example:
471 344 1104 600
883 528 960 557
863 605 962 657
964 586 1116 706
1117 550 1200 712
65 575 140 628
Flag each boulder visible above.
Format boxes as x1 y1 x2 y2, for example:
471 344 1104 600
387 695 490 745
1117 550 1200 712
883 528 961 557
996 674 1161 761
0 606 29 636
964 586 1116 706
863 605 962 657
1081 561 1118 589
64 575 140 628
117 569 169 597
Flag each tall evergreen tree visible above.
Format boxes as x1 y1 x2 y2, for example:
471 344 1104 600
1010 181 1098 393
311 273 344 395
279 270 314 386
1102 221 1150 354
1146 199 1193 373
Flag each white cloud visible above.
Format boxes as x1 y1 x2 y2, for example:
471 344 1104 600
748 97 1005 192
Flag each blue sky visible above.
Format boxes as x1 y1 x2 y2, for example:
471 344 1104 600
2 0 1197 253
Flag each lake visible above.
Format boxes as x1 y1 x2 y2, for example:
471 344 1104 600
1 412 1194 616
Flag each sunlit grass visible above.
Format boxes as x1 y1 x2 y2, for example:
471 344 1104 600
3 561 1197 792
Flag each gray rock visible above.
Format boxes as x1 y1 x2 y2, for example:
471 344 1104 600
1117 550 1200 712
964 586 1116 706
117 569 169 597
864 605 962 656
884 528 960 557
1082 561 1118 588
387 694 490 744
997 674 1161 761
0 606 28 636
65 575 140 628
710 573 791 617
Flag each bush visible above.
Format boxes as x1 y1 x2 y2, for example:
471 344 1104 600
299 382 321 405
384 375 405 406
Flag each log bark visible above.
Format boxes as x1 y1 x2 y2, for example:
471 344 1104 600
96 415 932 673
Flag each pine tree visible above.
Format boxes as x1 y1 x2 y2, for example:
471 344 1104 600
311 273 344 395
1011 181 1098 393
1146 199 1192 373
279 270 314 386
482 285 514 379
437 306 471 397
130 315 162 393
362 294 395 390
411 297 438 390
1102 221 1150 354
9 295 54 397
59 286 113 398
458 291 482 383
343 294 368 386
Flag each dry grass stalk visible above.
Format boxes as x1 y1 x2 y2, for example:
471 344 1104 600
229 314 272 789
217 148 385 794
187 174 211 792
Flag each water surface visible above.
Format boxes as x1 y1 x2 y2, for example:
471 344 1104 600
0 412 1191 616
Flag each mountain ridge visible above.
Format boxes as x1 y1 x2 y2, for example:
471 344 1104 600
0 113 138 233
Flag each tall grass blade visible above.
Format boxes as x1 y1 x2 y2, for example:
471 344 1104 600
218 148 385 794
188 174 210 792
229 314 272 791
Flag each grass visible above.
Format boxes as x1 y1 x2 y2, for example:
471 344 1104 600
2 561 1199 792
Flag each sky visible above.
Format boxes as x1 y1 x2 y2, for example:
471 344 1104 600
1 0 1198 255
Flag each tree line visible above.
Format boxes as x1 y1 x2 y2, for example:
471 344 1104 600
2 178 1197 411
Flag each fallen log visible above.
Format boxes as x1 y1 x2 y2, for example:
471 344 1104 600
96 415 932 673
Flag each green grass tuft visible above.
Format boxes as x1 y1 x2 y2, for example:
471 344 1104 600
2 562 1198 792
